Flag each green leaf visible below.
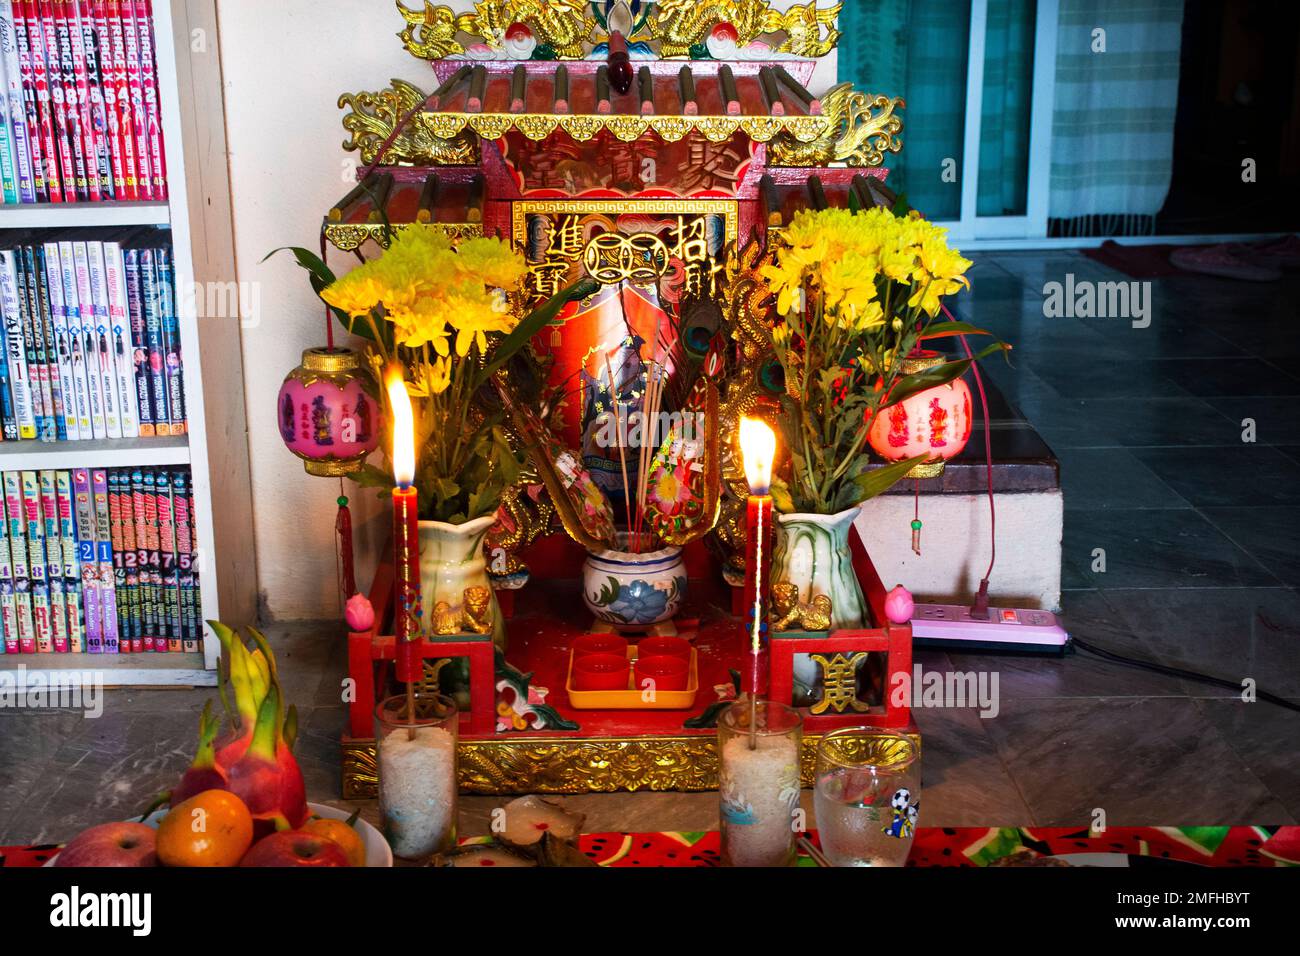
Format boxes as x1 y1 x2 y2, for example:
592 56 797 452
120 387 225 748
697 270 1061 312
918 321 996 340
885 341 1009 408
770 475 796 513
851 455 930 502
474 277 599 388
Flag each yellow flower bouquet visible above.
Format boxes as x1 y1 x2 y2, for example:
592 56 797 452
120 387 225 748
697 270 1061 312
758 206 1006 514
288 225 589 523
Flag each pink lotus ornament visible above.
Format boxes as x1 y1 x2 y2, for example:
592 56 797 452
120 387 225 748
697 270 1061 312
884 585 914 625
277 347 378 477
345 593 375 632
869 350 973 479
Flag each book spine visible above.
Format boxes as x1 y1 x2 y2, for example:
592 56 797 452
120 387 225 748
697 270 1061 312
0 490 16 653
129 0 157 194
11 1 47 202
0 33 18 203
14 245 52 440
102 0 130 197
90 466 114 651
156 247 183 432
115 467 139 649
42 0 85 200
56 240 91 436
0 249 35 438
74 0 109 197
21 0 61 201
106 468 129 649
138 246 166 429
103 241 137 436
38 470 67 651
141 465 161 649
3 472 34 652
115 0 145 198
31 245 67 440
122 246 151 434
21 245 57 441
71 467 97 650
172 467 196 651
19 470 51 652
89 0 121 196
0 335 13 439
85 240 120 436
155 466 177 650
64 0 101 200
54 468 79 650
41 242 77 439
0 1 35 201
71 240 106 437
128 465 149 648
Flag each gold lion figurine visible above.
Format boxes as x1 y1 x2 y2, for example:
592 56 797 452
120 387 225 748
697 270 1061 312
769 582 833 631
459 585 493 635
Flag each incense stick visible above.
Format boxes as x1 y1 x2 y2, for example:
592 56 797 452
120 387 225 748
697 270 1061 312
605 356 634 542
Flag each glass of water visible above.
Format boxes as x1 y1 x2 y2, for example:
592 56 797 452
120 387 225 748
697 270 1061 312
813 728 920 867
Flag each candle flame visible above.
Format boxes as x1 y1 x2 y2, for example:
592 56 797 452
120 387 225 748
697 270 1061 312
386 370 416 488
739 417 776 495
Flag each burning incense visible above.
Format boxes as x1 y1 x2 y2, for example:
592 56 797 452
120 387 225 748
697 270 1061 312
605 356 634 537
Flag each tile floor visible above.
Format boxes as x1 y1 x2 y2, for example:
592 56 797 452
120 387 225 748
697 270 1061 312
1 250 1297 844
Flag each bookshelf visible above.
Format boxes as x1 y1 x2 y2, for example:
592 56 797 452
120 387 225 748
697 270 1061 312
0 0 257 687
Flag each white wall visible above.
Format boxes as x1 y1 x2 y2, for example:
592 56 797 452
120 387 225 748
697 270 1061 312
215 0 838 619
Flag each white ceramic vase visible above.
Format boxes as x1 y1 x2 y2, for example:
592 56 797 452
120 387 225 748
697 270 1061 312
770 507 868 630
418 514 505 649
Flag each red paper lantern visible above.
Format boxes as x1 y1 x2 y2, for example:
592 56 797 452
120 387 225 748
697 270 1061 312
868 351 973 479
276 347 378 477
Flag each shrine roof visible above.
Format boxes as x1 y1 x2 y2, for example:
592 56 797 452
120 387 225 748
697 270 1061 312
405 60 831 150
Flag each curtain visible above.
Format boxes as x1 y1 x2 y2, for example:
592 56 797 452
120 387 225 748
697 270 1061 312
839 0 971 220
1048 0 1186 235
978 0 1036 216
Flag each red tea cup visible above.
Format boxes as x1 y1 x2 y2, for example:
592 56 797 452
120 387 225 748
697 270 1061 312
572 653 631 691
572 634 629 658
634 654 689 692
637 635 691 661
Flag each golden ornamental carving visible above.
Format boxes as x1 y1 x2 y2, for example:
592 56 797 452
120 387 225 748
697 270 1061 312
695 116 742 143
649 116 692 143
557 115 603 142
648 0 842 58
323 221 483 253
396 0 840 62
338 79 479 166
341 730 920 797
513 114 561 141
809 652 871 714
397 0 597 60
769 84 905 168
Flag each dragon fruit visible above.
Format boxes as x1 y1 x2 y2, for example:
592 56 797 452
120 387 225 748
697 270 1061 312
166 622 309 833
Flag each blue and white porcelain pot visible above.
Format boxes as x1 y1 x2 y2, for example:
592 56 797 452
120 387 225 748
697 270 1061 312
582 536 687 632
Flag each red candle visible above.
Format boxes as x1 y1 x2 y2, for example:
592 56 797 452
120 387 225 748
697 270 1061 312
739 418 777 697
387 372 422 683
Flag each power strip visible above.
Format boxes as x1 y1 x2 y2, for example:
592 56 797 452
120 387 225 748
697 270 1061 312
910 602 1069 653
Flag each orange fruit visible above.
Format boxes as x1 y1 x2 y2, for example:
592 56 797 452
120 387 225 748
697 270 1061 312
301 817 366 867
156 789 254 867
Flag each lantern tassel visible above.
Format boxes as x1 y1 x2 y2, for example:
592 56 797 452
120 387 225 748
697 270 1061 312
336 490 356 598
910 480 922 556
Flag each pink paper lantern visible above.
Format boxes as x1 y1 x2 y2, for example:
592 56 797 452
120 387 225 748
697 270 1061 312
869 351 973 477
277 347 378 477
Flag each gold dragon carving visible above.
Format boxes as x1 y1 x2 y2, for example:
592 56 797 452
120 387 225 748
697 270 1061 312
397 0 597 60
650 0 841 58
338 78 479 166
769 83 905 168
395 0 840 61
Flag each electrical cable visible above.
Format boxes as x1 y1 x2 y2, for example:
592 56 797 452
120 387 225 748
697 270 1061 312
1073 637 1300 714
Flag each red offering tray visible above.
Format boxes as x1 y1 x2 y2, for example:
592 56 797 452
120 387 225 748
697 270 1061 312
566 645 699 711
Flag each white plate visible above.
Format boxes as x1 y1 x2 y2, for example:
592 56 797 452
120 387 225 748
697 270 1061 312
45 801 392 868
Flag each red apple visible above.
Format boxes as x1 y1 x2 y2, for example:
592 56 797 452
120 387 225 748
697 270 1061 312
239 830 350 867
54 822 158 868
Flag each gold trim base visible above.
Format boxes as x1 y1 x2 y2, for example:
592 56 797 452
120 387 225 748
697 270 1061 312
342 725 921 798
906 460 945 480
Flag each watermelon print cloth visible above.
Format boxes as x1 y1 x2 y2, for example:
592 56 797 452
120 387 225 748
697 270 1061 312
4 827 1295 868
